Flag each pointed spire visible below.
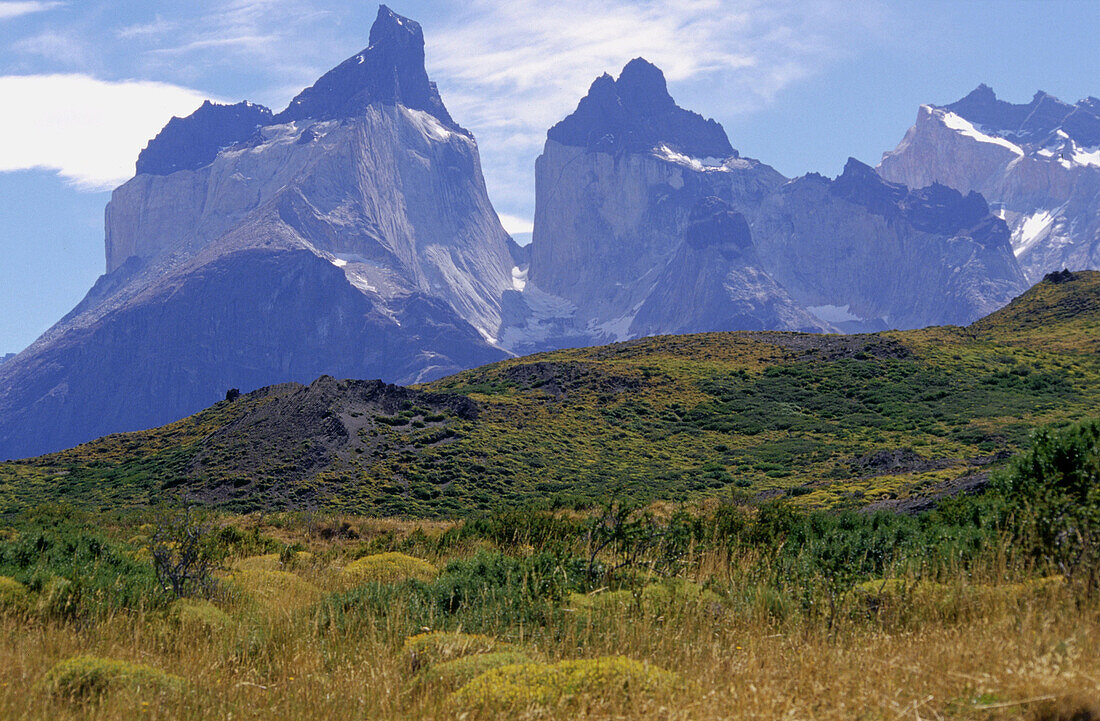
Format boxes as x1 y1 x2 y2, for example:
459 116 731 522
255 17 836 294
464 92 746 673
275 4 459 130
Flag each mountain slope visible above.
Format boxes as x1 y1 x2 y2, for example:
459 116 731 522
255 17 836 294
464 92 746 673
2 272 1097 517
879 85 1100 282
0 6 513 459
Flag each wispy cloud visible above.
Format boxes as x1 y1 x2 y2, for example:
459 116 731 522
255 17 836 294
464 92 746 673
427 0 881 214
0 1 62 21
115 16 177 40
0 74 215 189
12 29 87 65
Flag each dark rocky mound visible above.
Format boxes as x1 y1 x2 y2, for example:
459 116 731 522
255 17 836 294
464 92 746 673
275 5 460 130
547 57 733 157
136 100 273 176
187 375 477 494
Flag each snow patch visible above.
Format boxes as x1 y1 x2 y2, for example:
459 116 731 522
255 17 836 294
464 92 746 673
936 109 1024 155
511 266 527 291
807 304 863 324
401 107 456 143
1012 208 1060 255
652 145 743 173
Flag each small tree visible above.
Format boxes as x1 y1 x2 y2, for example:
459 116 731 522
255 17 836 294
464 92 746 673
148 505 218 599
997 419 1100 590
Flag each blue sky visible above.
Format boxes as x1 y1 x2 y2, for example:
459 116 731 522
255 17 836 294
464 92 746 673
1 0 1099 355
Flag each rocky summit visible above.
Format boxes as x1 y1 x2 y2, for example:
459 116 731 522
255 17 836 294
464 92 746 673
879 84 1100 282
0 5 513 459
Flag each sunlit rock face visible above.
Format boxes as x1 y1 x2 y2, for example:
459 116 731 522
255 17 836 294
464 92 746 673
0 5 513 459
879 85 1100 283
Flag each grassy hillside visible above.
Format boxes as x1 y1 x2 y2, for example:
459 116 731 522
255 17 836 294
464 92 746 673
2 271 1099 517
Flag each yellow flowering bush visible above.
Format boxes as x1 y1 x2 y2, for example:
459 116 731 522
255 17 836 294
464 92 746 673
169 598 232 633
450 656 676 713
40 655 184 698
416 651 536 692
342 552 436 584
403 631 503 669
0 576 28 613
230 568 321 611
566 579 721 616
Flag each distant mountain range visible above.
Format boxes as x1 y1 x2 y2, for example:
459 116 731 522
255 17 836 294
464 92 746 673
0 5 1093 459
880 84 1100 283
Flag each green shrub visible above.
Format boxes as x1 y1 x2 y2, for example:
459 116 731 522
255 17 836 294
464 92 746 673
343 552 436 584
995 419 1100 584
169 598 232 633
0 575 28 613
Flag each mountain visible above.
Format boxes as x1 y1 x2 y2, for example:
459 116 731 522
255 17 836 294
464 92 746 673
0 5 513 460
879 85 1100 283
507 61 1026 348
629 197 827 336
2 272 1097 517
746 158 1027 330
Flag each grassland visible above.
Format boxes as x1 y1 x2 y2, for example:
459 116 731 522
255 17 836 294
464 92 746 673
0 273 1097 719
0 476 1097 721
2 271 1100 517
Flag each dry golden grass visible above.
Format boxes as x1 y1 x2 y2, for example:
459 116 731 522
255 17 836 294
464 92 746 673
0 518 1097 721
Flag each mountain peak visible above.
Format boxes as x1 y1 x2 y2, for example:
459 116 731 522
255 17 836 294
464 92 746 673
546 58 733 158
274 5 459 129
137 100 273 176
369 4 423 53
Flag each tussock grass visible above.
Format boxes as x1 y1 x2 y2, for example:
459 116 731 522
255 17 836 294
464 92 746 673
342 552 436 584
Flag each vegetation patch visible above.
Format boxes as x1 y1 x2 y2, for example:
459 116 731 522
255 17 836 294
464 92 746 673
449 656 677 714
403 631 505 669
0 575 28 613
343 552 436 584
229 568 320 611
40 655 183 698
415 650 536 692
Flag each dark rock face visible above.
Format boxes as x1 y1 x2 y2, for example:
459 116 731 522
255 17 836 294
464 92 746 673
943 84 1088 143
275 5 459 130
832 159 999 242
547 58 732 157
185 375 477 493
137 101 273 176
1044 268 1076 284
0 250 503 460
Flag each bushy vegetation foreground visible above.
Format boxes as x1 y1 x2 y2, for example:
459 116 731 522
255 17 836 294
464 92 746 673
0 419 1097 720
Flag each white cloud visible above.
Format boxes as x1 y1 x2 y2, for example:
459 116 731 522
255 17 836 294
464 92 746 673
0 74 214 189
0 1 62 20
497 213 534 235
